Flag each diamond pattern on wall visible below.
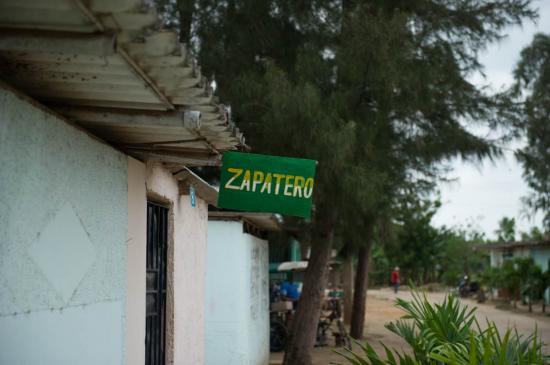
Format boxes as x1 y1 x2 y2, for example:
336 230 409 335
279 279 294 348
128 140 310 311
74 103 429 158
28 203 96 303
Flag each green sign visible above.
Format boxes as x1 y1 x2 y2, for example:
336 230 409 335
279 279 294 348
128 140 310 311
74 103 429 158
218 152 316 218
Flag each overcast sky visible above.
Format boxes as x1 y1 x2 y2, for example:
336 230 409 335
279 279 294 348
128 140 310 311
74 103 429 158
432 0 550 239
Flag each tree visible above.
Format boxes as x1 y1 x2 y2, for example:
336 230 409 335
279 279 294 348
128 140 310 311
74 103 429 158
516 257 540 312
438 226 487 287
500 259 522 308
156 1 536 363
480 266 504 299
388 197 443 284
520 226 547 241
496 257 544 311
192 4 359 359
369 205 488 288
155 0 194 43
482 257 549 311
495 216 517 242
340 1 536 340
513 33 550 230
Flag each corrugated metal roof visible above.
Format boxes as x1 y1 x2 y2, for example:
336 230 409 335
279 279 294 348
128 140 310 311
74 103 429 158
209 211 282 232
0 0 245 166
477 238 550 250
174 167 219 206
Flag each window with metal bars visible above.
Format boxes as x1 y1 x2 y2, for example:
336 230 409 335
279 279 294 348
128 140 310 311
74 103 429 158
145 202 168 365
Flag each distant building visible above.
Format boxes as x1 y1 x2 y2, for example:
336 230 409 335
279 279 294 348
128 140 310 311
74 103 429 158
479 238 550 302
481 238 550 271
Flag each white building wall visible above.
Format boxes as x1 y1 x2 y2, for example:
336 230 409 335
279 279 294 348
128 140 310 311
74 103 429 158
489 250 501 267
173 193 208 365
532 248 550 272
125 158 147 365
145 162 208 365
205 221 269 365
530 248 550 304
247 232 270 365
0 85 128 364
515 248 530 258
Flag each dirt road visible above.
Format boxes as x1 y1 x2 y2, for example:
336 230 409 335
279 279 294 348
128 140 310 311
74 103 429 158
270 288 550 365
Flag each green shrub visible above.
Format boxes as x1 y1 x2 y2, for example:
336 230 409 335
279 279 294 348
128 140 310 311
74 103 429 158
333 291 547 365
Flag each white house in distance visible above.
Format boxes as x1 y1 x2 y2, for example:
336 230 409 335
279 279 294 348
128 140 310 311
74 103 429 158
205 211 281 365
479 238 550 301
481 238 550 271
0 1 245 364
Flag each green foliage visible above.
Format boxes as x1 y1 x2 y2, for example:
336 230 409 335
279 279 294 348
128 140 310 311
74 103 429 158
495 217 517 242
513 33 550 229
436 225 488 287
370 243 391 286
522 264 543 309
370 196 487 287
155 0 539 255
500 259 523 307
227 61 357 208
392 197 443 284
479 266 504 294
520 226 548 241
483 257 548 310
333 291 547 365
157 0 538 227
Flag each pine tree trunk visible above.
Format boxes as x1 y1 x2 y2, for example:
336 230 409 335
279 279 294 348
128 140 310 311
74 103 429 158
350 221 374 339
283 212 336 365
177 0 194 44
343 255 354 326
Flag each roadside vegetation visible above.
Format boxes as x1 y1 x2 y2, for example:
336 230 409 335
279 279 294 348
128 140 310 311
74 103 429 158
368 196 487 289
481 257 550 313
334 291 548 365
364 196 550 315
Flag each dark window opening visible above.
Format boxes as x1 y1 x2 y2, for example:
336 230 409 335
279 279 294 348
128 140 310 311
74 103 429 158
146 202 168 365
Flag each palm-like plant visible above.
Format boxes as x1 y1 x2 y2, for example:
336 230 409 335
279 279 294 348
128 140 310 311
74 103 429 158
479 266 504 300
385 293 476 363
501 260 523 309
333 291 547 365
521 263 543 313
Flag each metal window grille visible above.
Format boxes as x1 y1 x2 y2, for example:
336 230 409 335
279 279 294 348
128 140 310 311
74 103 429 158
146 202 168 365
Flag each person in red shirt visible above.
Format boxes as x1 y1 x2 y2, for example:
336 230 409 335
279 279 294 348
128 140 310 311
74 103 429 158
391 267 400 293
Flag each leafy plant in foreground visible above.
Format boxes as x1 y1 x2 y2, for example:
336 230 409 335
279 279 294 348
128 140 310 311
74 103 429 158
333 291 547 365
